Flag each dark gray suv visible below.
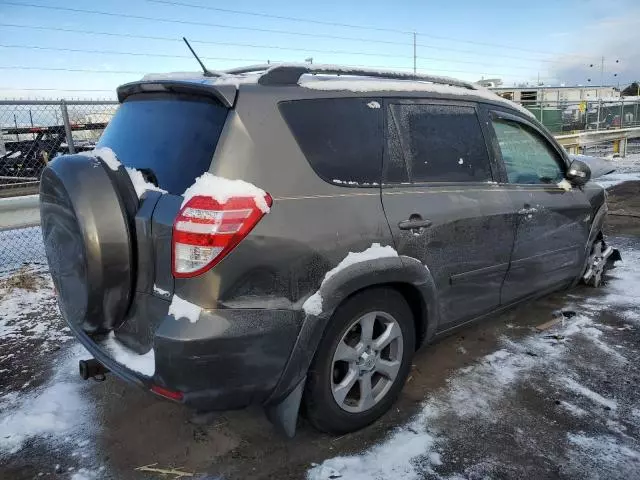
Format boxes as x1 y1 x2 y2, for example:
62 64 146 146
39 64 619 436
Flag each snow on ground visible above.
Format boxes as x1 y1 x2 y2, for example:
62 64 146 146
0 226 46 274
0 268 73 395
0 344 93 455
0 271 101 477
0 271 59 340
594 152 640 188
308 242 640 480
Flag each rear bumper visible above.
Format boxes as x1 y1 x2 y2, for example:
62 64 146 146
66 306 302 410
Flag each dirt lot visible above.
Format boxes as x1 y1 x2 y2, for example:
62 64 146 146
2 180 640 480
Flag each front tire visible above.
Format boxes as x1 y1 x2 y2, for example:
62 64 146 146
304 288 415 434
583 235 616 287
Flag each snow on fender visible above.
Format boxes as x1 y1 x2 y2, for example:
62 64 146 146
302 243 399 316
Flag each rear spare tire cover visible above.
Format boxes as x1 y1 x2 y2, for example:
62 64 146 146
40 154 135 333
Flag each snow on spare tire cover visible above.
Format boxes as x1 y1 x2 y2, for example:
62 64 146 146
40 152 134 333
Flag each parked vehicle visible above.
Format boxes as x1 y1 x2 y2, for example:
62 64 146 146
1 123 105 178
40 64 620 436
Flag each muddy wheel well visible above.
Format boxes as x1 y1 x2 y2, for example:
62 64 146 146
336 282 428 351
388 282 428 350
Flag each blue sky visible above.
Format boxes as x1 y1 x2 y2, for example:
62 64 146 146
0 0 638 99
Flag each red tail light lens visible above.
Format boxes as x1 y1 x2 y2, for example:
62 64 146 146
150 384 183 401
172 194 272 278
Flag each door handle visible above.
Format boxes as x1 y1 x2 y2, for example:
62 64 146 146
398 218 433 230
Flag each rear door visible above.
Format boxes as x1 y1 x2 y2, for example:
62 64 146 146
381 99 516 328
96 92 229 350
486 109 592 303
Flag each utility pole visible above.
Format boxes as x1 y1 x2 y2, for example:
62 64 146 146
413 32 417 75
600 55 604 89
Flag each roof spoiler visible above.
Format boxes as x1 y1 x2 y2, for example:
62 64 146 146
116 80 237 108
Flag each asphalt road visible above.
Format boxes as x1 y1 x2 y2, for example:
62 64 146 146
1 182 640 480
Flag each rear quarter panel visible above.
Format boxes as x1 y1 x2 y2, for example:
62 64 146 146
172 85 397 312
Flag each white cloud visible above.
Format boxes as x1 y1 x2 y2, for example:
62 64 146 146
549 9 640 86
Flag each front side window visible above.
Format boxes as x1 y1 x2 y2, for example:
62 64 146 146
386 103 492 183
491 119 564 185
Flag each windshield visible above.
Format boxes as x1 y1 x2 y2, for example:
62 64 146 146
97 93 228 194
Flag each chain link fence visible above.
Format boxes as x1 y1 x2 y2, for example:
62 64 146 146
2 95 640 273
1 100 118 274
502 98 640 135
1 100 118 197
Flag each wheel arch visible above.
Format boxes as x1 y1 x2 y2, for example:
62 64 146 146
264 255 438 409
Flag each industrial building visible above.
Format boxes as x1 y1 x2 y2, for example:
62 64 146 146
490 86 620 105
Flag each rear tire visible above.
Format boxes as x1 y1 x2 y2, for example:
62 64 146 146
304 288 415 434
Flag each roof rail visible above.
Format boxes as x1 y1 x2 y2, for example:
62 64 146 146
257 64 477 90
224 64 272 75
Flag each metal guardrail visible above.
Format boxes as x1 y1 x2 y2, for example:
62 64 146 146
555 127 640 155
0 194 39 230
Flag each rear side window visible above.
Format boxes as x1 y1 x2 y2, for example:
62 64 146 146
98 94 228 194
386 103 492 183
279 98 382 185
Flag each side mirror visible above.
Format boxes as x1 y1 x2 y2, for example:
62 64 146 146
566 159 591 186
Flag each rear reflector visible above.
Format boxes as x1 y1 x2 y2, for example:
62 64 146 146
172 194 272 278
150 384 183 401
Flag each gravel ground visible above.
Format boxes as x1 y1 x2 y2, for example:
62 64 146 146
2 178 640 480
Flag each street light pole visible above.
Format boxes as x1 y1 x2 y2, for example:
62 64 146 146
413 32 417 75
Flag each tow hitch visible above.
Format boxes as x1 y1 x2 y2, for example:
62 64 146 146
79 358 109 382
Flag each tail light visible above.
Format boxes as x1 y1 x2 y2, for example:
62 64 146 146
172 194 272 278
150 384 183 401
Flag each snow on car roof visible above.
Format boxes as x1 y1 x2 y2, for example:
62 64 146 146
139 64 534 118
298 76 534 118
141 71 261 87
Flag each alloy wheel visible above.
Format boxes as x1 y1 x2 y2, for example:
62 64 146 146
330 311 404 413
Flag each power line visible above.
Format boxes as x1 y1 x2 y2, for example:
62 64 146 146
414 41 572 64
0 66 146 74
143 0 596 58
0 22 580 66
0 65 556 80
3 1 597 59
2 2 412 47
0 87 115 92
0 45 278 64
0 44 550 72
147 0 411 35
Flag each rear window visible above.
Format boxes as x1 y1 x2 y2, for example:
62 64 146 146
279 98 382 186
98 93 228 194
386 103 492 183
